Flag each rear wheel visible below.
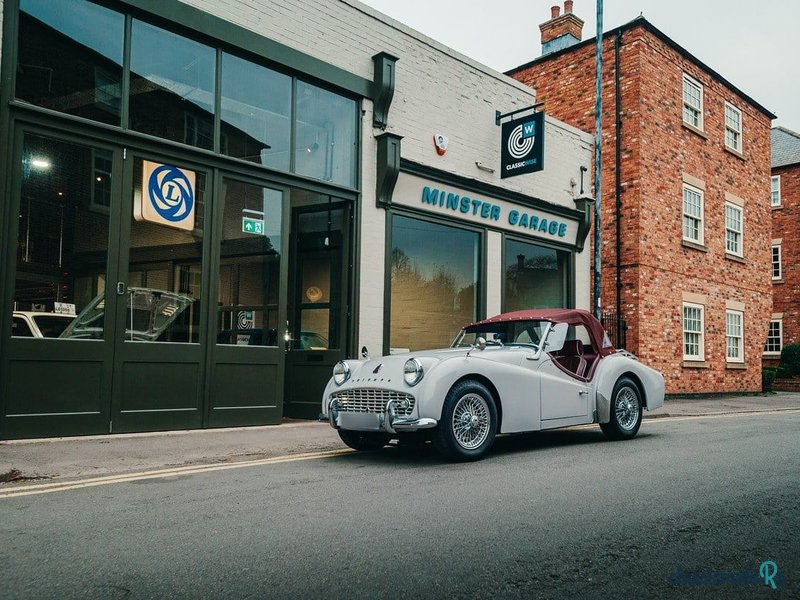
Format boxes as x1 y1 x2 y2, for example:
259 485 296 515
337 429 391 451
433 380 497 461
600 377 642 441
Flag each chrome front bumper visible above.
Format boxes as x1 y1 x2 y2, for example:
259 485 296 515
328 397 437 434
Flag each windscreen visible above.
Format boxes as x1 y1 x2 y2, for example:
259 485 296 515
453 320 550 348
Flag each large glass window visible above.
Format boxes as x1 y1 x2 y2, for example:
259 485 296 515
390 215 480 352
217 180 282 346
126 157 206 342
220 53 292 170
12 134 112 339
504 238 570 311
129 20 216 150
294 81 357 188
17 0 124 125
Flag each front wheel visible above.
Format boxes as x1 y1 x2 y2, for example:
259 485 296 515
337 429 391 451
600 377 642 441
432 380 498 461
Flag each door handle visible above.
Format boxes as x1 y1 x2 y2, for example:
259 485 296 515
116 282 126 296
578 390 589 396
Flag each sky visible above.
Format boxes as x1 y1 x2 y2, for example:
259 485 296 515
359 0 799 132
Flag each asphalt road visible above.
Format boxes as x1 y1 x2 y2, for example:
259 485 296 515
2 412 798 599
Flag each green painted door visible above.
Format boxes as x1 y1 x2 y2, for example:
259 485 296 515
108 153 213 433
206 176 288 427
1 132 125 439
284 203 352 419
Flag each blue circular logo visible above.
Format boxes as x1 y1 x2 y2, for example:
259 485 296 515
148 165 194 223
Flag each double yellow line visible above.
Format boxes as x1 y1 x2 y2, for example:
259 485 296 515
0 448 353 499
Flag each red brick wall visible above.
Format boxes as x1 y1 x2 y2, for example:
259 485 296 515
770 163 800 359
510 23 773 393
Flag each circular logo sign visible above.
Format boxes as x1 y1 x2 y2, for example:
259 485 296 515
507 124 535 160
148 165 194 223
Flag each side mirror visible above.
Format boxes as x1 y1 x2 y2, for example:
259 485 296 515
474 337 487 351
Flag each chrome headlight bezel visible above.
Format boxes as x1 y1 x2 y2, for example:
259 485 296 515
333 361 351 386
403 358 424 386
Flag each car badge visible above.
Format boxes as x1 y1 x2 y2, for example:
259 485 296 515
373 363 383 374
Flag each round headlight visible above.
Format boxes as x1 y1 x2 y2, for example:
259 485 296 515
403 358 424 386
333 361 351 386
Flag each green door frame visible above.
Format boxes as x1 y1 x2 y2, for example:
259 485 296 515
204 171 291 427
0 125 126 439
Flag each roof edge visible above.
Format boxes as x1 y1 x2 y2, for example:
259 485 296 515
505 16 777 120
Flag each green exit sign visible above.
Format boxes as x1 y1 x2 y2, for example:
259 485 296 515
242 217 264 235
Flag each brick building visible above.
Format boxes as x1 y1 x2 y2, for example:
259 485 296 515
507 2 776 394
765 127 800 366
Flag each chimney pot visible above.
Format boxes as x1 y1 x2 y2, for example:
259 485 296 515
551 5 560 18
564 0 573 13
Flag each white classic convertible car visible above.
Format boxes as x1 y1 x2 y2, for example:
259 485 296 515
322 309 665 461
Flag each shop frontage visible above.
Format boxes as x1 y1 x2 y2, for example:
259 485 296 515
0 0 367 437
0 0 593 439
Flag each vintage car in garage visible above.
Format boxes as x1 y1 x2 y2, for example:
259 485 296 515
321 309 665 461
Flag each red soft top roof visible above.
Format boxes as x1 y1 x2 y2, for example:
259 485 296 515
466 308 615 356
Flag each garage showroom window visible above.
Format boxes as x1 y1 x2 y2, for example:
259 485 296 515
390 215 480 353
504 238 569 311
15 0 357 188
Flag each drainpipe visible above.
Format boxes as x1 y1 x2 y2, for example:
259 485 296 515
592 0 603 320
615 30 623 347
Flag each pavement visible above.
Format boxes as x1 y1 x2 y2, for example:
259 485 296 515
2 391 800 485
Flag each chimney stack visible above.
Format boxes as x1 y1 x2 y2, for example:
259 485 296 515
540 1 584 56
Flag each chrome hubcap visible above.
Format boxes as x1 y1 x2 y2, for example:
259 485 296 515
452 394 490 450
615 386 640 431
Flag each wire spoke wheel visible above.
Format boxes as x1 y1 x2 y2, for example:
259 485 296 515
614 385 640 432
451 393 491 450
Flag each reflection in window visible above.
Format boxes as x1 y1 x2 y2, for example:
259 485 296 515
127 158 205 342
17 0 124 125
294 81 357 187
217 180 282 346
504 239 569 311
221 53 292 170
390 216 480 352
12 135 112 338
129 20 216 150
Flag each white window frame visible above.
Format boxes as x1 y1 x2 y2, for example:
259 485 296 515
725 309 744 363
772 244 782 280
682 74 704 130
682 184 704 245
683 302 705 361
724 102 742 152
771 175 781 207
724 202 743 257
764 319 783 356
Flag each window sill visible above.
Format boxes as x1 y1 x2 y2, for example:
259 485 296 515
682 121 708 140
763 352 782 358
683 360 708 368
725 362 747 370
773 278 784 284
725 252 745 263
724 145 745 161
772 205 783 210
682 239 708 252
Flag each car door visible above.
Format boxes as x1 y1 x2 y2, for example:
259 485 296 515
537 323 590 421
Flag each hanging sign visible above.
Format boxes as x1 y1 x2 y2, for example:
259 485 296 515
500 111 545 179
135 160 196 231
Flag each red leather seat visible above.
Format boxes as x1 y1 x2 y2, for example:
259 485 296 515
554 340 587 378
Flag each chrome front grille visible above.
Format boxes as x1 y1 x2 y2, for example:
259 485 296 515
330 389 415 416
